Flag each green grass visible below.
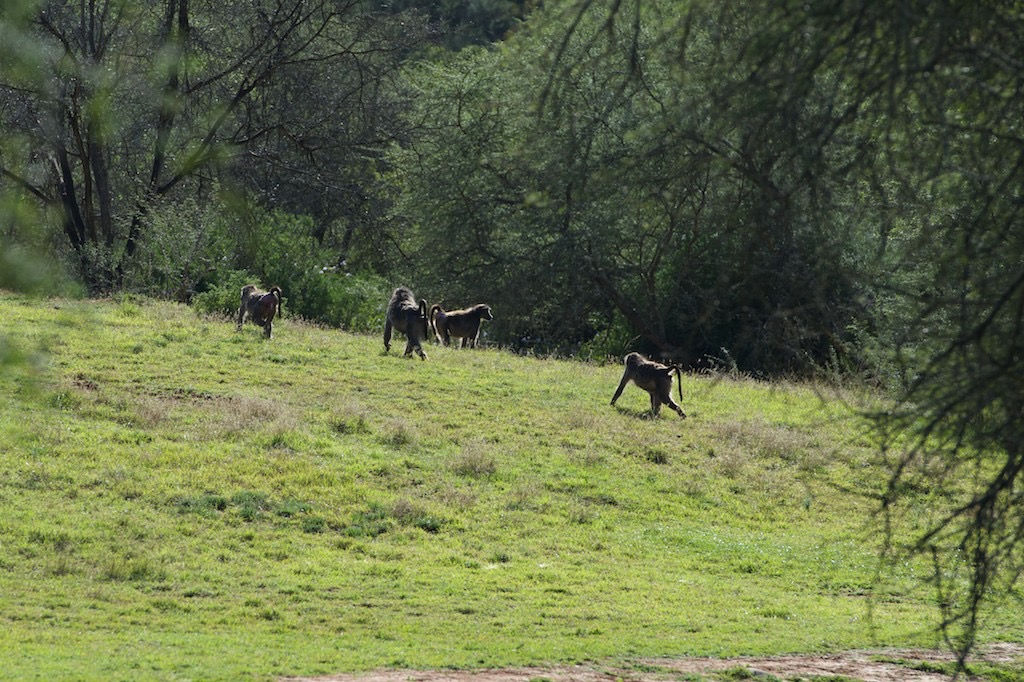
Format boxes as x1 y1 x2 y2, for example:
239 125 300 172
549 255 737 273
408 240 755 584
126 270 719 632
0 292 1020 680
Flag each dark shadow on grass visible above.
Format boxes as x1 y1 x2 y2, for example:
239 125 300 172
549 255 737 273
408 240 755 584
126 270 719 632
612 405 659 420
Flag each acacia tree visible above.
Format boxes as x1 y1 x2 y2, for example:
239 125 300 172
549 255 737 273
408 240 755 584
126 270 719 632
0 0 426 293
574 0 1024 659
852 2 1024 660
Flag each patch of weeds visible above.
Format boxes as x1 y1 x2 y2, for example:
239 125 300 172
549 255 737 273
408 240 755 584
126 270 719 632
173 493 229 516
302 516 327 534
276 498 311 518
176 490 318 528
150 598 190 613
506 481 547 512
413 515 445 533
877 657 976 678
345 503 391 538
18 468 71 491
967 663 1024 682
102 555 166 582
329 403 371 435
379 419 416 449
452 441 497 478
49 555 77 577
27 529 74 553
116 298 142 317
128 396 169 427
46 391 81 411
232 490 272 521
220 396 281 435
757 607 793 620
567 504 593 525
391 497 446 533
643 446 669 464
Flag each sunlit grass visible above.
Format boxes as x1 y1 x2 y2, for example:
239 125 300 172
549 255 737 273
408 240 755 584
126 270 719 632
0 291 1021 680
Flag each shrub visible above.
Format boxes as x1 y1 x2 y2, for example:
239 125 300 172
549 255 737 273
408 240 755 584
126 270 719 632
204 207 390 332
192 270 258 319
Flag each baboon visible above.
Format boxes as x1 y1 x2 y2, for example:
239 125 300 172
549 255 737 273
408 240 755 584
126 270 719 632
429 303 493 348
610 352 686 418
237 285 282 339
384 286 430 360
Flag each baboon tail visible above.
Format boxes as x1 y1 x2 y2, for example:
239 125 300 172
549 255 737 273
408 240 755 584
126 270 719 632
428 304 442 334
271 287 282 316
674 366 683 402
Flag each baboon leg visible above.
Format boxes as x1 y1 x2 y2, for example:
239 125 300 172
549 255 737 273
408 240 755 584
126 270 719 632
667 369 686 417
650 393 662 416
384 320 393 352
405 339 427 360
664 393 686 418
264 321 272 339
237 298 248 330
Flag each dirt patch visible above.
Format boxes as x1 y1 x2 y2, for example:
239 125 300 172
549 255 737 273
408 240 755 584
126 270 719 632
285 644 1024 682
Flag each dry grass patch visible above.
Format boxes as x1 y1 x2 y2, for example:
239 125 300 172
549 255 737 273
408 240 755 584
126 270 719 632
451 439 498 478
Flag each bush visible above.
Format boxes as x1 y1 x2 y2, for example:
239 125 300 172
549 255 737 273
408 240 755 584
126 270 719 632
191 270 258 319
190 207 391 332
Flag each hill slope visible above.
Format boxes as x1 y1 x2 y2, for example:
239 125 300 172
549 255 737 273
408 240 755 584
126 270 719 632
0 293 1019 680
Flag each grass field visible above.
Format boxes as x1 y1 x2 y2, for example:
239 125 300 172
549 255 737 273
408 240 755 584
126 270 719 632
1 292 1021 681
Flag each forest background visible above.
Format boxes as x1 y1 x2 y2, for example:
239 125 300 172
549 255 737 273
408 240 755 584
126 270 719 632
1 0 1023 659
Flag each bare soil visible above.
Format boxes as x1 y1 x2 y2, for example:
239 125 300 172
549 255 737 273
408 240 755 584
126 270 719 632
286 643 1024 681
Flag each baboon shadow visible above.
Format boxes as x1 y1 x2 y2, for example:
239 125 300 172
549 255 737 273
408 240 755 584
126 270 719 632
613 405 661 421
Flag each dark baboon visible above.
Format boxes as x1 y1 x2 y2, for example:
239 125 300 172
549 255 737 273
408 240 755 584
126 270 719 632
429 303 493 348
384 287 430 360
237 285 282 339
610 352 686 418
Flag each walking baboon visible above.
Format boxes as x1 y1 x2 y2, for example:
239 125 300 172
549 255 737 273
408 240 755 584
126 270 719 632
384 287 430 359
610 352 686 418
429 303 493 348
237 285 282 339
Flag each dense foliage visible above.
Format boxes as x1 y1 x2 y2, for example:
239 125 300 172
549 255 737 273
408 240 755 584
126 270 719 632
2 0 1023 658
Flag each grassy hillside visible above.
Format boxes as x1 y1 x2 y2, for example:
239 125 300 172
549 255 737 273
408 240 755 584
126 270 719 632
0 292 1020 680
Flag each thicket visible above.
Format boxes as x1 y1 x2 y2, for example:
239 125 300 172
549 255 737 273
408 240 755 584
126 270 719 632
2 0 1023 659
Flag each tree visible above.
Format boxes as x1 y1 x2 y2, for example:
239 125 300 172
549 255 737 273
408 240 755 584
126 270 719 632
0 0 428 293
854 2 1024 660
389 1 868 368
568 0 1024 660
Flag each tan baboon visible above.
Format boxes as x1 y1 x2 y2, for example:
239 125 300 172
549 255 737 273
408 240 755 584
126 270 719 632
429 303 493 348
384 286 430 360
610 352 686 418
237 285 282 339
